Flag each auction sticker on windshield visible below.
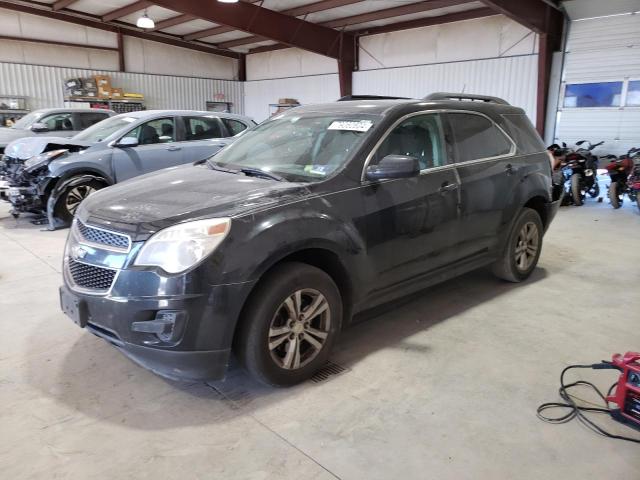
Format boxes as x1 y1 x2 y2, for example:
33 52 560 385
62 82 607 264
328 120 373 132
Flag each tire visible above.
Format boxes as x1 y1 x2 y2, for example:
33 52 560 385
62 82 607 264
571 173 584 206
52 178 104 223
235 262 342 387
609 182 622 209
492 207 544 283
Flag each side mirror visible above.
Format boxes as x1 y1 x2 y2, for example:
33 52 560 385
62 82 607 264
365 155 420 181
31 122 49 133
115 137 139 148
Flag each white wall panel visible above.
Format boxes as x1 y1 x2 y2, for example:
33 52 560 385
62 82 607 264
0 62 245 115
555 14 640 155
0 39 119 70
0 7 236 78
244 74 340 122
354 55 538 122
123 38 238 80
0 7 117 47
247 48 338 80
359 15 537 70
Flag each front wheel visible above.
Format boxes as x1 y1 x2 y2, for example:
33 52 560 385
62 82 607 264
235 262 342 386
571 173 584 206
609 182 623 209
492 208 544 283
52 179 104 224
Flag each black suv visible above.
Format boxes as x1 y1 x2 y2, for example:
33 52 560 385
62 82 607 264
60 93 561 386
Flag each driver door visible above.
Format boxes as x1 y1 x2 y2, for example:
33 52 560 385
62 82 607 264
360 113 463 295
111 117 183 182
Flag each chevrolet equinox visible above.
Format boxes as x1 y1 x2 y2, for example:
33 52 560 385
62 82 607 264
60 93 561 386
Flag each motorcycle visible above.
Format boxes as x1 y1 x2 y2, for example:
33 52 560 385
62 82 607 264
564 140 603 206
604 147 640 209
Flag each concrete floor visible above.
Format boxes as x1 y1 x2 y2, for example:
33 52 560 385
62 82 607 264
1 197 639 480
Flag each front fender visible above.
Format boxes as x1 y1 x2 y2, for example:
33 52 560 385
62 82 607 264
46 173 111 230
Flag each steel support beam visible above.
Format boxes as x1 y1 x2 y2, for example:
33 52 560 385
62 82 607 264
52 0 78 11
117 29 125 72
480 0 562 34
355 7 495 36
218 0 472 50
0 1 240 58
0 34 118 51
152 14 197 31
183 0 365 42
102 0 152 23
156 0 356 59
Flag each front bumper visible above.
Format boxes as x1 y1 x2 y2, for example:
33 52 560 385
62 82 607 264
60 277 255 382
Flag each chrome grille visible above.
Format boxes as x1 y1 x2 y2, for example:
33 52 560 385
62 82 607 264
67 259 117 292
75 220 130 251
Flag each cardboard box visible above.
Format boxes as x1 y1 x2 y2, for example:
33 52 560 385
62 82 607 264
278 98 299 105
110 88 124 99
97 87 111 99
93 75 111 88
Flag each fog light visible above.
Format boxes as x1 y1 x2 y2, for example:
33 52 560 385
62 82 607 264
131 310 187 343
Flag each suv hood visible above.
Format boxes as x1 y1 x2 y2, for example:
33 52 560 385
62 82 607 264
0 127 34 148
80 164 312 235
4 136 94 160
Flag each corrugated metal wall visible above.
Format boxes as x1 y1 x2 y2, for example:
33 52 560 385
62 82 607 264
244 74 340 122
555 14 640 155
354 55 539 122
0 62 244 114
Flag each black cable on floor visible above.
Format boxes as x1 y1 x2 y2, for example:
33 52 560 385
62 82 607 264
537 363 640 444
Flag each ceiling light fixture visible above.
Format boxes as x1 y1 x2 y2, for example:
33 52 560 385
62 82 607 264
217 0 240 3
136 10 155 29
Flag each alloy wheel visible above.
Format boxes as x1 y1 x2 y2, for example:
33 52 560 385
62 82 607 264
65 185 96 215
268 288 331 370
514 221 539 272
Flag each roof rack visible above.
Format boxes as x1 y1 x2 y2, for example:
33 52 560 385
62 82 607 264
424 92 510 105
337 95 411 101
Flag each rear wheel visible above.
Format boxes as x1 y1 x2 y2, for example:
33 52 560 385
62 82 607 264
609 182 623 209
571 174 584 206
235 262 342 386
53 179 104 223
492 208 543 283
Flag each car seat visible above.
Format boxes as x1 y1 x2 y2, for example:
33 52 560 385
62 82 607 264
140 125 159 144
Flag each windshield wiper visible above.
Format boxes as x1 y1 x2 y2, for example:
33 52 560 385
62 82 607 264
240 167 285 182
206 159 241 174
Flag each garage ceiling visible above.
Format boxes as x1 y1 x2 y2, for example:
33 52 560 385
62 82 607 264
0 0 517 58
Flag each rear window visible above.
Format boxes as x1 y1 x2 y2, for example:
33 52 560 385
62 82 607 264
500 114 545 155
447 113 512 162
77 112 110 129
222 118 248 136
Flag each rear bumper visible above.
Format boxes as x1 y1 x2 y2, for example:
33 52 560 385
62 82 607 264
544 197 562 232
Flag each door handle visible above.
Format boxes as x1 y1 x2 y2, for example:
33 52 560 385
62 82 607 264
166 146 181 151
506 163 519 175
438 182 459 194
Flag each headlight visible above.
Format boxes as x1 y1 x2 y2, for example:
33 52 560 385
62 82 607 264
24 149 67 171
134 218 231 274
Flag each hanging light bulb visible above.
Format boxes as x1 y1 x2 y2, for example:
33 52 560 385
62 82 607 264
217 0 240 3
136 10 155 29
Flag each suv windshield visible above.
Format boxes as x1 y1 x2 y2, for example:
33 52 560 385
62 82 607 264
73 115 136 142
12 112 43 129
209 114 375 182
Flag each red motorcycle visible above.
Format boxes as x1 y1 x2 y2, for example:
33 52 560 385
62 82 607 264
604 147 640 209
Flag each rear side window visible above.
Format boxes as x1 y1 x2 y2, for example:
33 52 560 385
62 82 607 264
447 113 512 162
500 114 545 155
77 112 109 129
222 118 248 136
184 116 224 140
